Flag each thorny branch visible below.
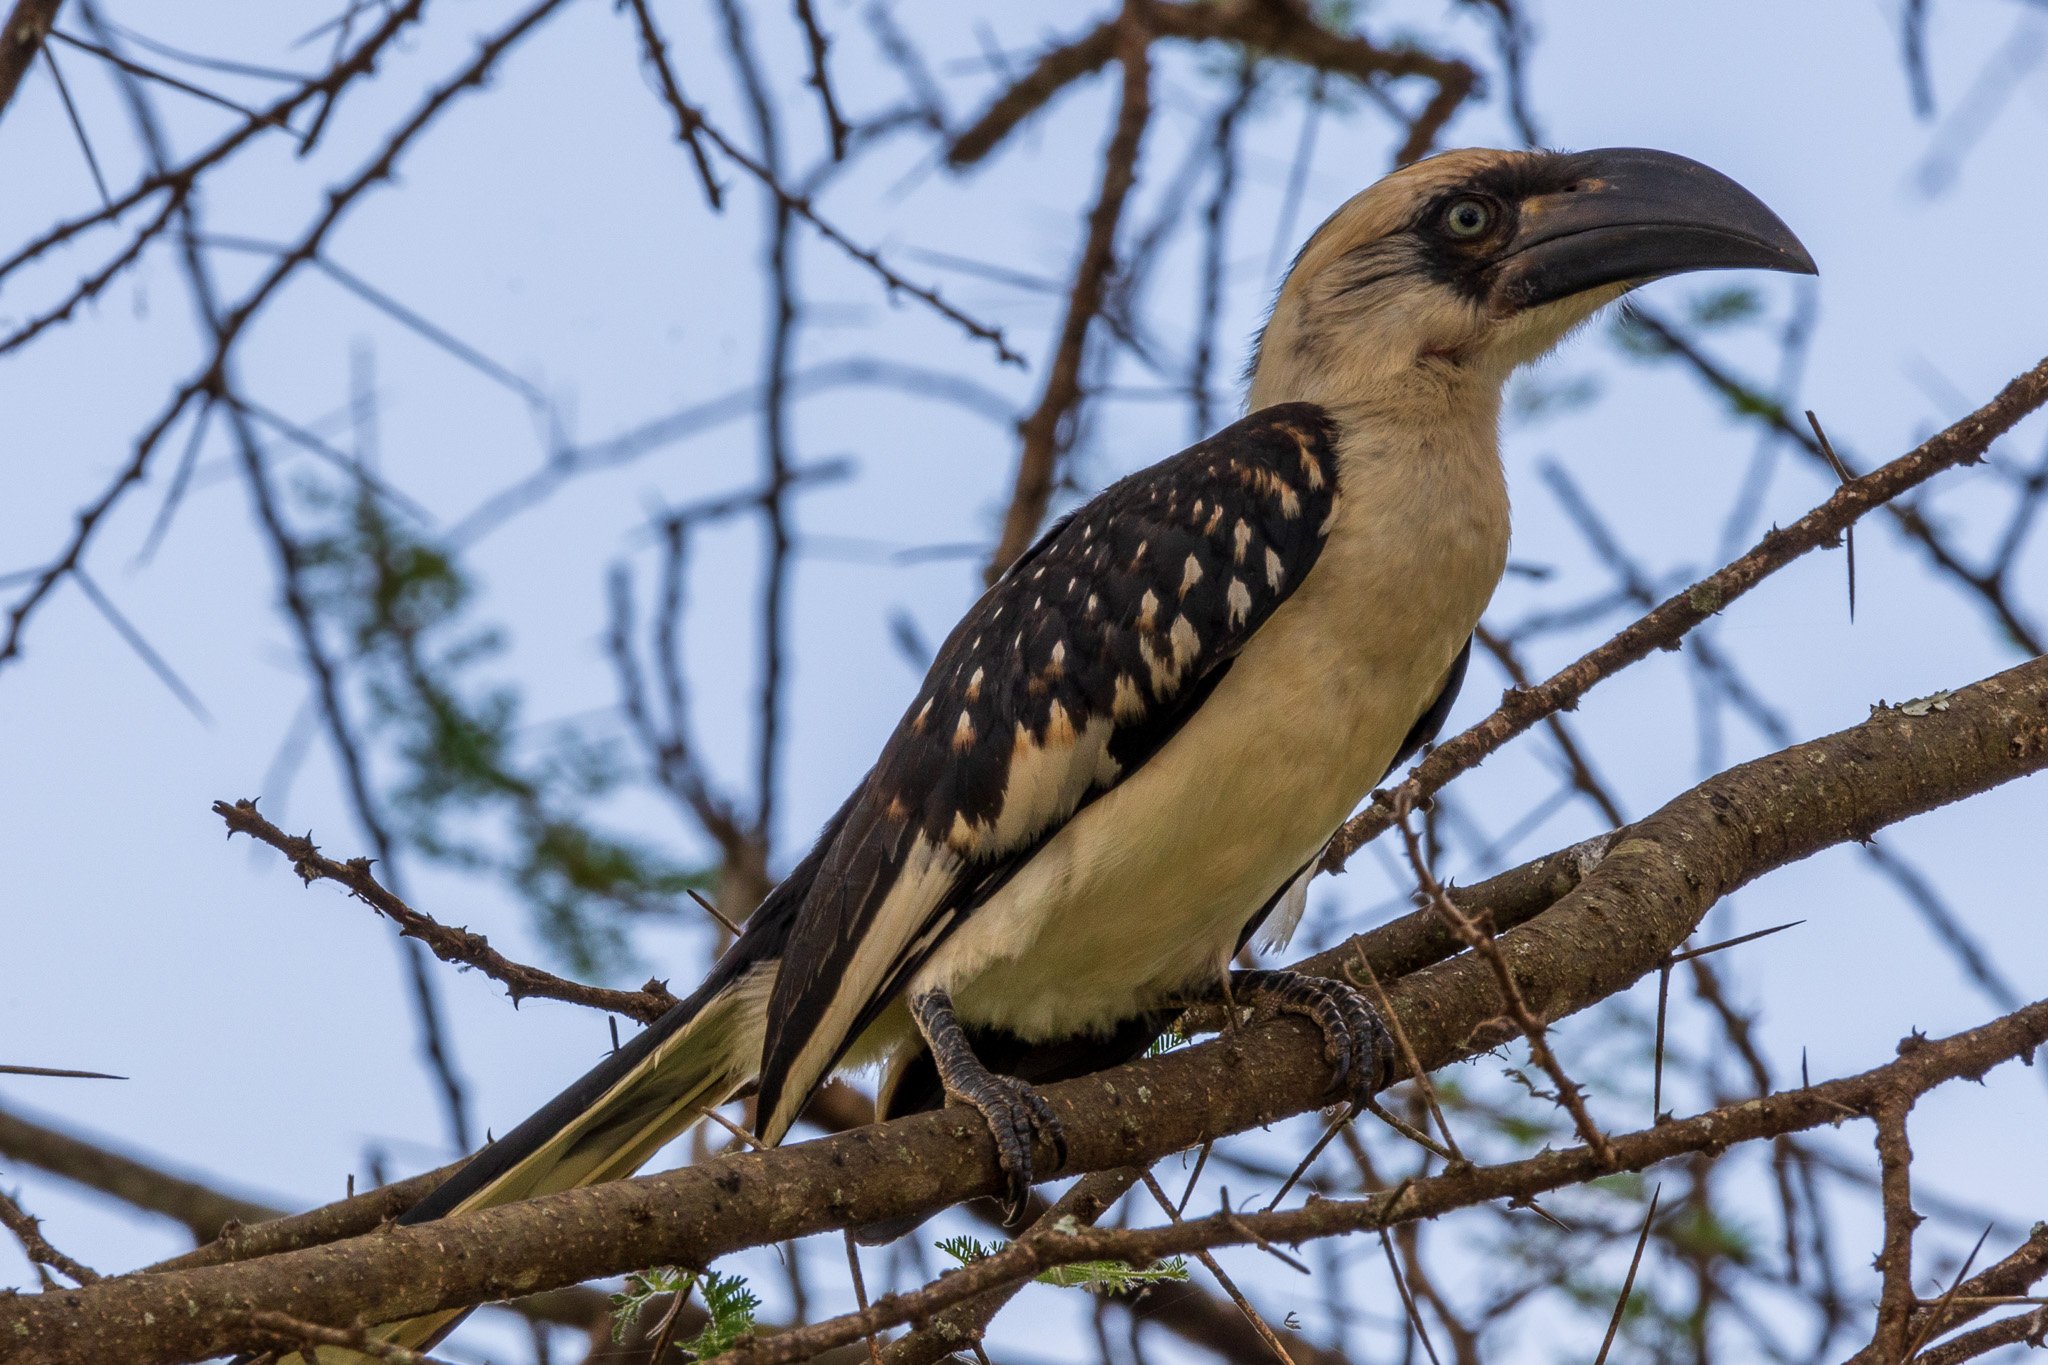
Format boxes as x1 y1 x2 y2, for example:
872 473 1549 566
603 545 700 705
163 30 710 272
945 0 1478 169
1392 798 1614 1165
92 0 479 1151
1326 349 2048 869
8 649 2044 1361
0 0 526 677
213 798 678 1023
713 1003 2048 1364
1626 303 2046 656
0 1185 99 1287
624 0 1020 365
6 8 2047 1363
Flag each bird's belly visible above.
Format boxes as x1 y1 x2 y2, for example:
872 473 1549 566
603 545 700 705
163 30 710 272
918 594 1469 1041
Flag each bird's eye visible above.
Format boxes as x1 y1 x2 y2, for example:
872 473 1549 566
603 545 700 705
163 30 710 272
1441 197 1495 239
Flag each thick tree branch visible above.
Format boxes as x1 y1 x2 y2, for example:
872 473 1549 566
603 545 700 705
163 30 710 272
718 999 2048 1362
8 652 2044 1363
0 1103 281 1244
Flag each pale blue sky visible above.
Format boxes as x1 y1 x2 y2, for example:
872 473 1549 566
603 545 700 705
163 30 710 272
2 1 2045 1360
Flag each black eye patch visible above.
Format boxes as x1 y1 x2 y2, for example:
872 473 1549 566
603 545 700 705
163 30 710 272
1404 155 1595 299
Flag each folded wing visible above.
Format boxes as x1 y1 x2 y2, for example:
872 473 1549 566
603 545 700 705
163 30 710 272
754 403 1346 1141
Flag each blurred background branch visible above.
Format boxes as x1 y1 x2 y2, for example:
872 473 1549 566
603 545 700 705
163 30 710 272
2 1 2044 1362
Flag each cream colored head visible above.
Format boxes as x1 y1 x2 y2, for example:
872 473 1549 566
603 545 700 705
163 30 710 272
1246 147 1815 418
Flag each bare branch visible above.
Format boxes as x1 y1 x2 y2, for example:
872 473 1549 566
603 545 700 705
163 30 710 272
1326 349 2048 870
712 1001 2048 1364
9 651 2045 1361
0 1185 99 1286
985 3 1152 582
946 0 1478 169
0 0 556 678
0 1103 280 1245
213 798 679 1023
623 0 1020 365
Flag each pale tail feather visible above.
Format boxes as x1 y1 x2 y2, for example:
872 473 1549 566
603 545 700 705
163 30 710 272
292 961 776 1362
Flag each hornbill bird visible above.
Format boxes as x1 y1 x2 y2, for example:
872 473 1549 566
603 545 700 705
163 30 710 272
313 147 1813 1358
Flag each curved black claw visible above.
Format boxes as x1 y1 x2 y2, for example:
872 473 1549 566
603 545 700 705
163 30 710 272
1231 968 1394 1107
909 988 1067 1216
958 1071 1067 1216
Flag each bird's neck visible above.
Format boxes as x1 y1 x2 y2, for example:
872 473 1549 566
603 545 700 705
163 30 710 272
1247 343 1510 485
1245 297 1515 437
1248 336 1513 610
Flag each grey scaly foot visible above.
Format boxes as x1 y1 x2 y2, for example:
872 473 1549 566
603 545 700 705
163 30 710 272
908 989 1067 1215
1221 969 1395 1107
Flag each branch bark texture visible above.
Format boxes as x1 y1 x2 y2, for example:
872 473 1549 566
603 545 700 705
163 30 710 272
5 654 2044 1363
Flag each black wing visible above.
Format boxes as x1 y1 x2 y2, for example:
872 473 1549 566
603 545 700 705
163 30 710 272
753 403 1344 1139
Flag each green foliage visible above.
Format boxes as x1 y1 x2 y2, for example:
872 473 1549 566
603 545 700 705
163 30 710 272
1609 308 1676 358
1659 1202 1757 1265
684 1271 763 1357
296 479 713 976
610 1266 691 1343
1687 284 1762 328
1508 369 1602 423
608 1267 760 1358
936 1235 1190 1295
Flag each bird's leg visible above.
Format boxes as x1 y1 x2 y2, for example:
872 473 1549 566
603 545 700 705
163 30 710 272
1202 969 1394 1107
907 988 1066 1215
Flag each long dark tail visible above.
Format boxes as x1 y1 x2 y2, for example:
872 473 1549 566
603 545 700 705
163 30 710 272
284 952 770 1360
292 820 864 1363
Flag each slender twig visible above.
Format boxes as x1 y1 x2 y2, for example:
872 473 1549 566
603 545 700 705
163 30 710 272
1377 1229 1444 1365
688 888 744 937
1394 797 1615 1165
1345 949 1466 1164
41 41 110 205
1629 305 2042 654
1141 1172 1297 1365
790 0 847 157
985 1 1153 582
0 0 544 678
214 798 678 1023
843 1231 884 1365
0 1187 100 1286
1903 1226 1995 1361
0 0 425 289
48 29 270 122
1593 1186 1661 1365
1326 350 2048 869
624 0 1018 363
1870 1099 1921 1362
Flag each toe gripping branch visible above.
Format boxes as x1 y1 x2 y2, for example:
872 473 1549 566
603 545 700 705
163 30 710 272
909 989 1068 1216
905 969 1390 1217
1221 968 1396 1107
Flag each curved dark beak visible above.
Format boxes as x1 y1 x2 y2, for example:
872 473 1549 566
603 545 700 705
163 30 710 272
1490 147 1816 312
